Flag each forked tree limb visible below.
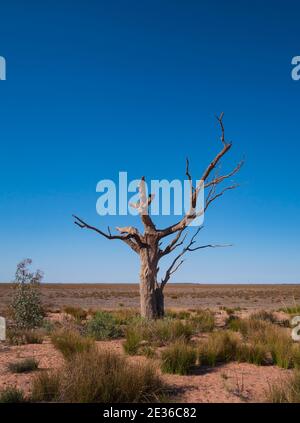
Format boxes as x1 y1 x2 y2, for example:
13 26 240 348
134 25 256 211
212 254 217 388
157 113 242 238
73 215 146 252
160 227 231 289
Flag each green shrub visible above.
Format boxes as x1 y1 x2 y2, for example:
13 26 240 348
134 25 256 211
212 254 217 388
86 311 123 340
10 259 44 329
51 330 94 360
0 387 26 403
161 341 197 375
8 358 38 373
31 371 60 402
7 328 44 345
198 331 240 366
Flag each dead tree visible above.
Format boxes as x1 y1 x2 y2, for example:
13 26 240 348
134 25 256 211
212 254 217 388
73 114 243 319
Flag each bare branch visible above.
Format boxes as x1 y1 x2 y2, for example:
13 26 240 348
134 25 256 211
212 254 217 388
158 113 241 238
205 184 239 210
217 111 226 146
205 160 244 188
160 227 231 289
73 215 146 252
159 227 188 257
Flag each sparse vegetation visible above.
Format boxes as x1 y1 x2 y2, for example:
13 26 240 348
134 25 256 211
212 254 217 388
51 330 94 360
161 341 197 375
8 358 39 373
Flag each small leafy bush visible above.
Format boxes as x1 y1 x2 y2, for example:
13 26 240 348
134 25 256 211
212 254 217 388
51 330 94 360
8 358 38 373
10 259 44 329
161 341 197 375
86 311 123 340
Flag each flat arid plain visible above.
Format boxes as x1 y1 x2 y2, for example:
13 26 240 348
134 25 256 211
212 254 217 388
1 283 300 313
1 283 300 403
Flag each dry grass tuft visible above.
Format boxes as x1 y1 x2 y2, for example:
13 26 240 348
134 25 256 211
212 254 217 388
51 330 94 360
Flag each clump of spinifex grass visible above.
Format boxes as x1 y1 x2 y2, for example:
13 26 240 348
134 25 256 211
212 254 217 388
0 387 26 403
31 349 166 403
31 371 61 402
64 306 87 322
228 316 300 369
236 342 270 366
267 371 300 403
8 358 39 373
161 341 197 375
7 327 44 345
189 309 215 332
123 318 193 355
51 330 94 360
198 331 240 366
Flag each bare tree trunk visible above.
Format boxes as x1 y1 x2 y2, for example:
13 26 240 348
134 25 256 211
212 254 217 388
74 114 241 320
139 247 164 319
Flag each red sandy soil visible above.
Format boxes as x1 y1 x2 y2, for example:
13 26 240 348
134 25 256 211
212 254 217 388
0 336 291 403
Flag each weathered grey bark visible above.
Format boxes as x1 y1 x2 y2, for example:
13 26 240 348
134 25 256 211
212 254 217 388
73 113 242 319
139 244 164 318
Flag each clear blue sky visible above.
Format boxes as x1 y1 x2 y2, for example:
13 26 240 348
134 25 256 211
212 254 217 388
0 0 299 283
